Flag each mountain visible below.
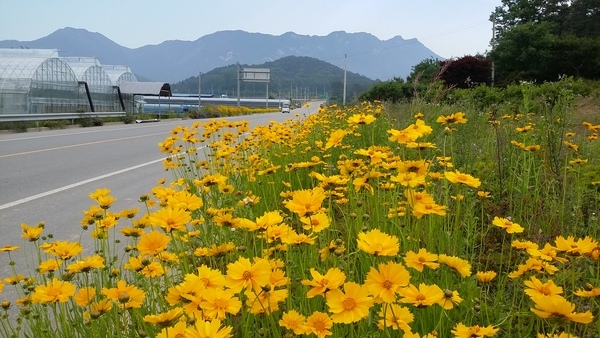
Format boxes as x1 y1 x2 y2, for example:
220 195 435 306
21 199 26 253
172 55 376 102
0 27 443 83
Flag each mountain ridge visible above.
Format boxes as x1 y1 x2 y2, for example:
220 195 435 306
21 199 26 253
0 27 443 82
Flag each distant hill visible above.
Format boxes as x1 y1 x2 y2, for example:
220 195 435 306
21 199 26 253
0 28 443 82
172 55 375 102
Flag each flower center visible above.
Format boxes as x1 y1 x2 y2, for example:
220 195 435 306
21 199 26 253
166 218 175 226
382 280 393 289
214 298 229 309
242 271 253 280
415 294 427 301
342 298 356 310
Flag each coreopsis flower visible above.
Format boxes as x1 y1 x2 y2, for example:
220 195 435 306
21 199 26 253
391 172 426 188
149 206 191 232
38 259 62 274
45 241 83 260
554 235 598 255
524 276 563 298
451 323 499 337
326 282 374 323
20 223 44 241
528 243 568 263
477 191 491 199
101 280 146 309
574 286 600 298
347 113 376 125
66 254 105 273
438 254 472 277
353 170 386 194
387 128 421 144
283 187 326 217
143 307 184 327
405 119 433 137
537 333 579 338
512 240 538 250
569 158 588 165
186 319 232 338
305 311 333 338
563 141 579 152
137 230 171 256
279 310 307 335
200 288 241 319
74 286 96 307
438 289 463 309
516 124 533 132
168 190 204 211
377 303 413 331
300 212 331 233
281 232 316 245
444 170 481 188
84 299 112 320
364 262 411 303
357 229 399 256
354 147 389 164
139 261 165 278
404 248 439 272
302 268 346 298
325 129 349 149
225 257 271 293
157 321 187 338
492 216 524 234
436 112 467 125
246 288 288 314
509 257 558 278
398 283 444 307
31 278 76 304
194 264 226 290
530 295 593 324
411 202 447 218
476 271 497 283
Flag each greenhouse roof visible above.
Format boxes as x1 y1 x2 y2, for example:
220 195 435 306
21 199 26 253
119 82 171 96
0 49 61 80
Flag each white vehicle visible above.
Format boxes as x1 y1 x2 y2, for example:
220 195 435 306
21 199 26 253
281 102 291 113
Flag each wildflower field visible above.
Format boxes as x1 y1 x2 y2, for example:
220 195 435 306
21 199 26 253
1 79 600 337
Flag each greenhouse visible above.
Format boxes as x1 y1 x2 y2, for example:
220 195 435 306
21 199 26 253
0 49 144 115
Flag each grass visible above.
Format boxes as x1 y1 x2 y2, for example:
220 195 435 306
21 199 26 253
1 79 600 337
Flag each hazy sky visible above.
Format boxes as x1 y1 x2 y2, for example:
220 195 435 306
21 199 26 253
0 0 500 59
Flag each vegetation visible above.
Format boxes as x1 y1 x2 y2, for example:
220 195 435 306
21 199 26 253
172 56 375 104
1 75 600 337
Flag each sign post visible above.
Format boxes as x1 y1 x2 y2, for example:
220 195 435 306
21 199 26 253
242 68 270 108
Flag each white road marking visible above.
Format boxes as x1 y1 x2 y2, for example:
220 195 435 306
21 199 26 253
0 157 166 211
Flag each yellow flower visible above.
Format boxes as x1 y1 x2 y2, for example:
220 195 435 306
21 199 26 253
246 288 288 315
436 112 467 125
325 129 349 149
143 307 184 327
302 268 346 298
326 282 374 323
186 319 233 338
438 254 472 277
404 248 439 272
38 259 62 274
0 245 20 253
476 271 497 283
492 216 524 234
31 278 76 304
74 286 96 307
45 241 83 260
444 170 481 188
156 321 187 338
279 310 306 335
305 311 333 338
200 288 241 320
225 257 271 293
137 230 171 256
377 303 413 331
398 283 444 307
364 262 411 303
283 187 326 217
524 276 563 298
357 229 399 256
451 323 499 337
437 289 463 309
347 113 376 125
101 280 146 309
300 213 331 233
149 207 191 232
66 254 105 273
20 223 44 241
530 295 593 324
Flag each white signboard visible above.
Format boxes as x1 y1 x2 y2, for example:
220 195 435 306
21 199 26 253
242 68 270 82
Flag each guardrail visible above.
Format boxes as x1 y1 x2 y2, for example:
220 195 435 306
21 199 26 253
0 112 127 123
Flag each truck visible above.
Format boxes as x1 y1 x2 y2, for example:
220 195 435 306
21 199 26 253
281 102 291 113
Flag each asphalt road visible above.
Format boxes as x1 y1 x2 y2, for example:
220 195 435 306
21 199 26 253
0 103 321 278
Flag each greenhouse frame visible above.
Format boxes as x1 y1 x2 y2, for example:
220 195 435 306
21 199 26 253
0 48 152 115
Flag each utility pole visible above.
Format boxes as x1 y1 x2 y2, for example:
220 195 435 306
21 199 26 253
198 72 202 110
343 54 347 106
491 16 496 87
236 62 240 107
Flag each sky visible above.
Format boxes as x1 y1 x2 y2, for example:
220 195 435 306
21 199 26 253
0 0 501 59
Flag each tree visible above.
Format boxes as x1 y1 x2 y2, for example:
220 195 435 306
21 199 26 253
439 56 493 88
406 58 441 85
